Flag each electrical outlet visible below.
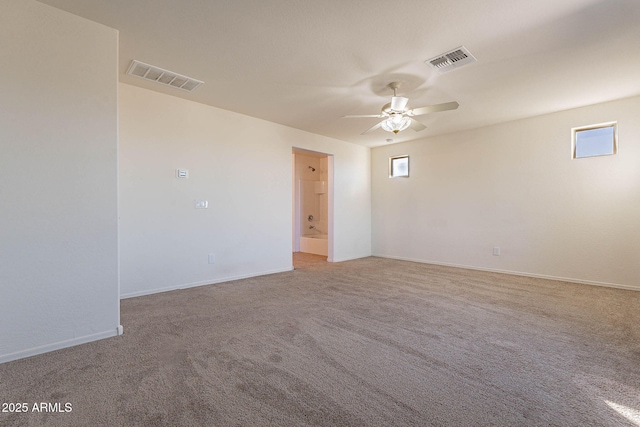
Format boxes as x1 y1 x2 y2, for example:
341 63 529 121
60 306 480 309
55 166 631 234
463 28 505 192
208 254 215 264
493 247 501 256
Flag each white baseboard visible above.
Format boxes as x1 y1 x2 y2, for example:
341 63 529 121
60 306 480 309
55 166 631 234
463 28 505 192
373 254 639 292
120 266 295 299
0 327 122 365
331 255 371 263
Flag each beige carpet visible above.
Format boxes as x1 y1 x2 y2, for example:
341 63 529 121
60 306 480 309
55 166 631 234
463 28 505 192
1 257 639 426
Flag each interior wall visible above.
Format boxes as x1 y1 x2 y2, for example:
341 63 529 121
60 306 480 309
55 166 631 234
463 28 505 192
372 96 640 290
119 83 371 298
0 0 120 363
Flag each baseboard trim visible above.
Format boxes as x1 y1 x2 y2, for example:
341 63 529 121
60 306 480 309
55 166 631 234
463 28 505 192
120 266 295 299
373 254 639 292
0 327 121 365
331 255 371 263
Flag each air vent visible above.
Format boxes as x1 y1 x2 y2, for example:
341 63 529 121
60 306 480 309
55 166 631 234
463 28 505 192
126 60 204 92
426 46 476 73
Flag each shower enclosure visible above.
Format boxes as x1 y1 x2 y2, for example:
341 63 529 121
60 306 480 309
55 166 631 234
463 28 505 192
299 178 328 256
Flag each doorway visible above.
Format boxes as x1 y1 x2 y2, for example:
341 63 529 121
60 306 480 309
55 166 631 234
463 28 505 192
292 148 333 265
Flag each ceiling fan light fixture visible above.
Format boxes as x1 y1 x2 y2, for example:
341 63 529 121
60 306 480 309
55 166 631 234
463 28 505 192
381 114 411 134
344 80 458 136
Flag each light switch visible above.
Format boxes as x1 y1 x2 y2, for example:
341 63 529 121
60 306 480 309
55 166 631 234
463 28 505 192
195 200 208 209
176 169 189 178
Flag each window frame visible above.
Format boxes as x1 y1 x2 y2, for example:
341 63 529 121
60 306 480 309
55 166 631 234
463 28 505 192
389 155 410 178
571 122 617 159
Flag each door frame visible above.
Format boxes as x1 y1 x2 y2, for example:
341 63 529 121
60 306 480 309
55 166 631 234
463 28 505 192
292 148 334 262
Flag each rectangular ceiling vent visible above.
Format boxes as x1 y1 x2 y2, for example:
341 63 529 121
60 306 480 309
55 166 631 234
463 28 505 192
426 46 476 73
126 60 204 92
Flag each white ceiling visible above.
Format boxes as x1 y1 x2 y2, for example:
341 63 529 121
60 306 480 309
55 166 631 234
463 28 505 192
39 0 640 147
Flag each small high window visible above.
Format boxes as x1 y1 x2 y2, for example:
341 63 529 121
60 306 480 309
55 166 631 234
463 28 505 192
389 155 409 178
572 122 617 159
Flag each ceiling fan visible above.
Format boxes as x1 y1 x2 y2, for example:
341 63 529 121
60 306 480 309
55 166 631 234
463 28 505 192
343 82 459 135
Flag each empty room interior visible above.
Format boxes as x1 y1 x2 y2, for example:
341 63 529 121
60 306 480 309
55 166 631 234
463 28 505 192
1 0 640 425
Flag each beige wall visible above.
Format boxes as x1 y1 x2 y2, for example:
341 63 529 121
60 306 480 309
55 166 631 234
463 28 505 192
4 0 636 366
0 0 120 363
372 96 640 290
119 83 371 298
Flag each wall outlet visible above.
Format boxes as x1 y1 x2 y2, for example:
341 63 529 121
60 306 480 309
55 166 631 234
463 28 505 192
493 247 501 256
195 200 208 209
176 168 189 178
208 254 215 264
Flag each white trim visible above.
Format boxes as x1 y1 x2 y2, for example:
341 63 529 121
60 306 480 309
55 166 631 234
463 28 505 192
373 254 640 292
0 329 119 365
115 31 122 330
120 266 294 299
331 255 371 263
327 155 335 263
292 153 300 253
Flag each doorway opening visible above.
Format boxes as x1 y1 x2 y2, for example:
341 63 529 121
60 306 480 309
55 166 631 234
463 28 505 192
292 148 333 268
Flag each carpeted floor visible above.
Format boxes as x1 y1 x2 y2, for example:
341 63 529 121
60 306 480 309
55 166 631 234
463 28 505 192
1 257 639 426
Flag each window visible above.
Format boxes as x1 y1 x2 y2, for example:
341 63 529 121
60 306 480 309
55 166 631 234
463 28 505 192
389 155 409 178
572 122 617 159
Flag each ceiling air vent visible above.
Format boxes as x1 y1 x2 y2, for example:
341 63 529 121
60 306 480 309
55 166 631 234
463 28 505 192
126 60 204 92
426 46 476 73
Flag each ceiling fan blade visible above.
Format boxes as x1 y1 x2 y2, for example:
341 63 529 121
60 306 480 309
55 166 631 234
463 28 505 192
343 114 384 118
390 96 409 111
361 121 383 135
409 118 427 132
407 101 459 116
